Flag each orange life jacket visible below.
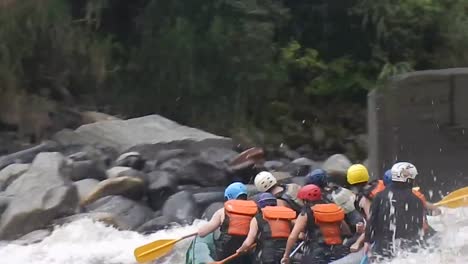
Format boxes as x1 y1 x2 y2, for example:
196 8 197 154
412 188 427 207
223 200 258 236
260 206 296 238
370 180 386 199
312 203 345 245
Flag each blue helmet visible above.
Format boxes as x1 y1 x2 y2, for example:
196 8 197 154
257 193 277 208
383 169 392 186
224 182 247 200
305 169 328 188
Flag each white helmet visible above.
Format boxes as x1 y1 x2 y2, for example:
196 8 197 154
254 171 277 192
332 187 356 214
391 162 418 182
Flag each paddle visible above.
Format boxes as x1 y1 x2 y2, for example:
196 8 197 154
434 187 468 208
359 255 369 264
134 232 197 263
208 243 256 264
289 241 305 258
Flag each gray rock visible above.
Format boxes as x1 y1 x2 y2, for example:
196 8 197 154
289 176 306 186
63 144 118 168
201 202 224 220
280 162 310 177
74 179 100 204
137 216 175 234
277 145 301 160
291 157 317 167
80 176 145 206
70 160 107 181
322 154 352 177
0 195 11 217
193 189 225 209
147 170 178 211
159 155 230 187
264 160 285 171
0 163 30 191
323 154 352 187
12 229 52 245
0 152 78 240
246 184 260 197
114 152 146 171
53 212 124 229
106 166 147 182
53 114 232 153
162 191 200 225
85 195 153 230
0 141 60 170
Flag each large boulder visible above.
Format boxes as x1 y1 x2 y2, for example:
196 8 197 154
0 163 30 191
192 188 225 210
0 152 79 240
147 170 178 211
85 195 153 230
12 229 52 246
162 191 200 225
69 160 107 181
137 215 175 234
201 202 224 220
158 154 231 187
53 212 124 229
0 140 59 170
106 166 147 182
53 114 232 153
323 154 352 186
80 176 145 206
0 195 10 217
73 179 100 204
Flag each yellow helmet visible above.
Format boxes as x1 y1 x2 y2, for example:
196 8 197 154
347 164 369 185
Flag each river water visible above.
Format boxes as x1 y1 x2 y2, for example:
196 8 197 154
0 208 467 264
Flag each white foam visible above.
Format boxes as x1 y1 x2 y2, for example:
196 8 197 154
0 208 467 264
0 218 207 264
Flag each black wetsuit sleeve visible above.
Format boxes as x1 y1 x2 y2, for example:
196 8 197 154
364 194 380 243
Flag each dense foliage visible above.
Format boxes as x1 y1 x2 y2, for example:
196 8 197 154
1 0 468 157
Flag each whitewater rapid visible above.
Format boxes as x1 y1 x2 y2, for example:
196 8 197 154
0 208 467 264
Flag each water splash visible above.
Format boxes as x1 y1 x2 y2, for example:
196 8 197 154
0 218 207 264
0 208 467 264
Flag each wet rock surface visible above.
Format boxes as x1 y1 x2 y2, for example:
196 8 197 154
0 114 364 239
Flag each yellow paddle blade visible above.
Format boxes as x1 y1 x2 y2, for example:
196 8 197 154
134 239 178 263
439 187 468 201
435 187 468 208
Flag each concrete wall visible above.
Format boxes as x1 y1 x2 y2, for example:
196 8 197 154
368 68 468 201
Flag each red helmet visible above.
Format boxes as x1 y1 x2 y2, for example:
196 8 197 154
298 184 322 202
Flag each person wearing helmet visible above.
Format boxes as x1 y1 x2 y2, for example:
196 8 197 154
346 164 385 219
254 171 303 214
237 192 296 264
382 169 393 187
363 162 425 262
383 168 440 239
197 182 257 263
281 185 349 264
305 169 335 202
331 187 366 254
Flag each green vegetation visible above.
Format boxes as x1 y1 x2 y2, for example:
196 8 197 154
1 0 468 157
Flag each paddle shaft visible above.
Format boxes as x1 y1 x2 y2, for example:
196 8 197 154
138 232 197 258
210 243 256 264
289 241 304 258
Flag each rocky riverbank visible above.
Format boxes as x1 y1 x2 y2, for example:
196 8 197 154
0 114 359 244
